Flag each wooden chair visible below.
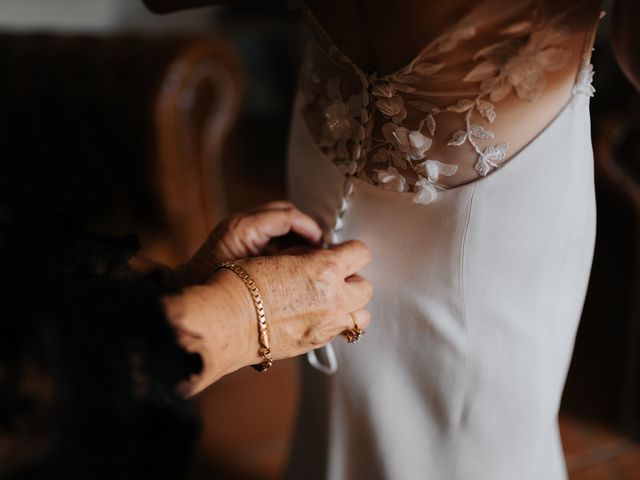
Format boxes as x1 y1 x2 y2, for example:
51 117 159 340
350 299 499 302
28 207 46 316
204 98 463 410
0 33 244 265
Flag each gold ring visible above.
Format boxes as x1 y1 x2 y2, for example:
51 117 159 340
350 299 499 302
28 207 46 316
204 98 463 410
344 312 365 344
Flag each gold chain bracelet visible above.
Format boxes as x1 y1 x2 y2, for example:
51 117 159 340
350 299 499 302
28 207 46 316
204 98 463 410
213 262 273 372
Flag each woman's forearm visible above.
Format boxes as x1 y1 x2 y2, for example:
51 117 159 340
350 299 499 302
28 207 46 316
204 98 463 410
129 255 260 395
162 270 258 396
612 0 640 92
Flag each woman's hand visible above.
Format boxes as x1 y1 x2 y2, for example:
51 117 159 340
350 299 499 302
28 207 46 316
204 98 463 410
164 240 373 396
174 201 322 286
236 240 373 362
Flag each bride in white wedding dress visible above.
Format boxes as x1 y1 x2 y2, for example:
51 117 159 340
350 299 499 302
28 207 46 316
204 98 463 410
144 0 638 477
286 0 636 478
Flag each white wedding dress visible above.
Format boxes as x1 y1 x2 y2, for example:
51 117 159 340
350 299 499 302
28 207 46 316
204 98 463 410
286 1 603 478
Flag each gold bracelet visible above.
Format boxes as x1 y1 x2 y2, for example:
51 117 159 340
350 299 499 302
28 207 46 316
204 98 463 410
213 262 273 372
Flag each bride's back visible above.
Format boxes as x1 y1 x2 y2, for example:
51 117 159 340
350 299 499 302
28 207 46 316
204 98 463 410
298 0 603 196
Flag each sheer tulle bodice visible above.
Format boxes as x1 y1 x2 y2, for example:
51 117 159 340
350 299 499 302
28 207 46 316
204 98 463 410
298 0 602 204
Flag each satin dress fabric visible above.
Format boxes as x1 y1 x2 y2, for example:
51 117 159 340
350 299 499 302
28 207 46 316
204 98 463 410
285 8 598 480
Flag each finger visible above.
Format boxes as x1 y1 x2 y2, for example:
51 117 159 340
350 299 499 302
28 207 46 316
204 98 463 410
251 208 323 245
343 274 374 312
288 210 323 244
340 308 371 332
242 200 294 217
329 240 372 277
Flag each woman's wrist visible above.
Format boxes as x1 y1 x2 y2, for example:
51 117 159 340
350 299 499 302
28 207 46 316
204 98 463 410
162 268 261 394
206 268 263 368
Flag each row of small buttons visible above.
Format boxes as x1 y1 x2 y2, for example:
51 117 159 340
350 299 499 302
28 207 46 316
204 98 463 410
327 71 376 245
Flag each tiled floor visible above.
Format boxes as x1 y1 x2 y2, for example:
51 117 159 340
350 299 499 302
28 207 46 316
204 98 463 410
191 360 640 480
561 415 640 480
192 359 300 480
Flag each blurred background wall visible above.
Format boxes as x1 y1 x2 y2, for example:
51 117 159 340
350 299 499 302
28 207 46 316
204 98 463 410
0 0 215 32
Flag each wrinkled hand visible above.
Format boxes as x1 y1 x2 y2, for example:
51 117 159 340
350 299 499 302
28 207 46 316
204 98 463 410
237 240 373 361
175 201 322 286
166 240 373 396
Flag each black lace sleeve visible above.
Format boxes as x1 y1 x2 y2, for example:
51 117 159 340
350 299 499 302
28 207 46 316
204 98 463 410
0 181 203 479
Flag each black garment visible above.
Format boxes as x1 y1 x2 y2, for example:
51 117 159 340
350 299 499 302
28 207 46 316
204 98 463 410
0 183 202 480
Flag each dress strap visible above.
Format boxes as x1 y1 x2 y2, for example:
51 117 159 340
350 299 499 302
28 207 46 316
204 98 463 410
580 1 606 67
570 1 605 98
307 344 338 375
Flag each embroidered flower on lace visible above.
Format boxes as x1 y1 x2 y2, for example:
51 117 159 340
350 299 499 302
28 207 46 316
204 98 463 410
573 63 595 97
319 77 364 167
382 123 432 161
413 160 459 204
464 15 572 102
372 83 395 98
376 95 407 123
375 167 408 192
413 178 439 204
435 26 477 53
